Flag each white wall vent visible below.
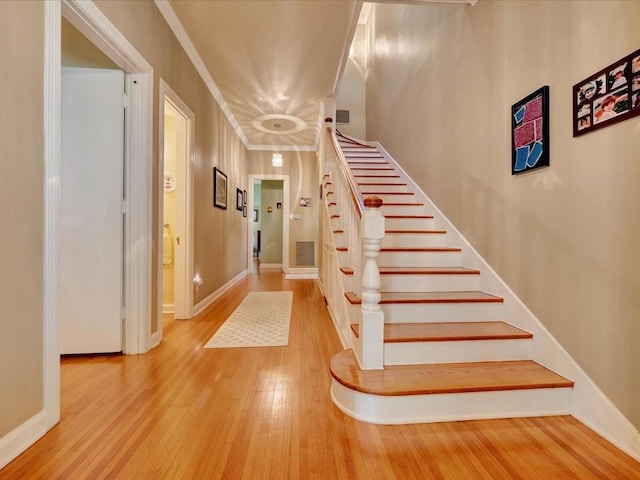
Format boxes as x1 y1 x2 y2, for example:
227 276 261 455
295 241 315 266
336 109 350 124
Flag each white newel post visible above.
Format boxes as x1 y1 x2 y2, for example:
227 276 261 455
360 196 385 370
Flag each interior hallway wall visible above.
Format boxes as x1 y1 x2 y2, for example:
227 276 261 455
0 0 45 438
366 0 640 428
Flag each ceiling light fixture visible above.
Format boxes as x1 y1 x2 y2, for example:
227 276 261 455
272 123 283 168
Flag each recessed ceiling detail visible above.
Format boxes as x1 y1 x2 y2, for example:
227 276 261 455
252 114 307 135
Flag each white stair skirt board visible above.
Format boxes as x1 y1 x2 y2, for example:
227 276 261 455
383 338 534 366
330 379 572 425
347 302 505 324
204 291 293 348
379 273 480 292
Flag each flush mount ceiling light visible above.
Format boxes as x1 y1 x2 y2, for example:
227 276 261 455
272 123 283 168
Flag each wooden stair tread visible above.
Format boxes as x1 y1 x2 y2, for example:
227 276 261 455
354 174 400 177
350 321 532 342
330 350 574 396
340 266 479 276
360 191 414 195
345 291 503 304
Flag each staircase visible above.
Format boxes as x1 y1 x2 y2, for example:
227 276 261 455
323 132 574 425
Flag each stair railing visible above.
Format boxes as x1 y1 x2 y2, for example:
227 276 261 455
321 125 385 370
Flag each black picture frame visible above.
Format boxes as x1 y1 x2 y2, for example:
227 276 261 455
573 48 640 137
213 167 227 209
511 86 550 175
236 188 243 211
253 209 259 222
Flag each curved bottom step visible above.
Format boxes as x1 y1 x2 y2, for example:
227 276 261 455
330 349 573 425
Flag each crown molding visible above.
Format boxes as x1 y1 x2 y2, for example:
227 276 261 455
154 0 250 148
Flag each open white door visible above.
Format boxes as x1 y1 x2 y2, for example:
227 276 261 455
60 67 125 354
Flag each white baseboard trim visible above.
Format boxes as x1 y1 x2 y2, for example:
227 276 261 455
162 303 174 314
192 270 247 318
0 410 48 470
285 268 318 279
258 263 282 270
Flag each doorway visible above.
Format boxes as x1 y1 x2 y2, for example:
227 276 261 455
158 80 195 339
247 175 290 274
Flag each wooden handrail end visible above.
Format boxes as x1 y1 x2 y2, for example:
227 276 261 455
364 196 383 209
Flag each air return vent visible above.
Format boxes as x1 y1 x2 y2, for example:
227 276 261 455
295 241 315 267
336 109 350 124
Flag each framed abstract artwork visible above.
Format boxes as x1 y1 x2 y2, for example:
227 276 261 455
213 167 227 209
511 86 550 175
573 48 640 137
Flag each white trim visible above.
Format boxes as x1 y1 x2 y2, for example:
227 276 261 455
258 263 283 271
150 330 162 349
247 175 290 274
374 141 640 460
44 0 61 435
153 0 249 149
315 279 349 349
0 411 48 470
162 303 174 314
285 268 319 279
192 270 248 317
158 79 195 332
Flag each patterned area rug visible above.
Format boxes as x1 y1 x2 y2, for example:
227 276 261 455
204 291 293 348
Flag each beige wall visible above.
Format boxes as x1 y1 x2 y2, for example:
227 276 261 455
62 18 118 69
337 25 366 140
0 1 44 437
248 151 320 268
366 0 640 428
93 0 249 312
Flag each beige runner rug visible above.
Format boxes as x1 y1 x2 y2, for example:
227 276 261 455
203 291 293 348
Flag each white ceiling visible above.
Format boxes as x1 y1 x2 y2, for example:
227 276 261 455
159 0 361 151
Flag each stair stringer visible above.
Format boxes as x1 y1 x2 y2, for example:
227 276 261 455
367 141 640 461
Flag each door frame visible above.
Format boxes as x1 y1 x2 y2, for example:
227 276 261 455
44 0 153 429
247 175 290 273
157 79 195 335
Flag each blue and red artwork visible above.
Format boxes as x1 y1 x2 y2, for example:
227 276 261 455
511 86 549 175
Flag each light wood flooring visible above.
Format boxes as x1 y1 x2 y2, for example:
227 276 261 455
2 272 639 479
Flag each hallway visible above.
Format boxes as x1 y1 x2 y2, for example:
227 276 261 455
2 272 639 479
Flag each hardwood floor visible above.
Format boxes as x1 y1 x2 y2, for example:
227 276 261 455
2 272 639 479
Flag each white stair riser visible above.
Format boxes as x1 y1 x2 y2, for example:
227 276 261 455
358 184 408 193
351 169 396 176
380 205 425 216
360 193 417 203
379 273 480 292
365 301 505 323
331 380 572 425
349 158 391 171
378 250 461 267
355 176 404 184
383 338 533 365
385 217 435 230
382 233 447 248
